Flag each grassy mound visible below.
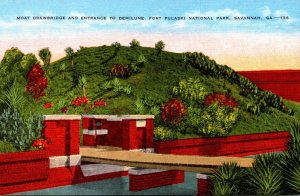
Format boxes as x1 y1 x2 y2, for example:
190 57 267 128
0 45 299 138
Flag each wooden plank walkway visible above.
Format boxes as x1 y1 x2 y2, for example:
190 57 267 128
80 146 254 174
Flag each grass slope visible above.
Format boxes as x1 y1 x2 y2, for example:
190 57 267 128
4 45 300 136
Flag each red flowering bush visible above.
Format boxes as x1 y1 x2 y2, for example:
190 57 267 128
111 64 132 78
204 93 239 108
31 138 49 149
26 64 48 100
162 99 187 124
94 99 107 107
71 96 90 107
61 107 68 113
43 102 52 108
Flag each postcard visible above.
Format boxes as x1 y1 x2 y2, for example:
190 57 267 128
0 0 299 195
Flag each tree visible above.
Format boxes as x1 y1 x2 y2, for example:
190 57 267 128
155 40 165 57
130 39 140 49
60 63 66 79
26 64 48 100
111 42 121 57
65 47 74 66
79 75 87 97
38 48 51 67
20 53 38 75
1 47 24 71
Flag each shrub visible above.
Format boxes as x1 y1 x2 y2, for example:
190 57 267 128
130 39 140 48
38 48 51 67
173 78 208 106
210 162 245 196
155 40 165 57
161 99 186 125
94 99 107 107
0 108 43 151
43 102 52 108
278 120 300 194
71 96 90 107
136 54 147 67
0 140 17 153
111 64 132 78
0 79 25 111
134 96 161 116
26 64 48 100
61 107 68 113
184 52 292 115
102 78 132 96
31 138 49 150
246 153 283 195
20 53 38 75
187 104 239 136
154 126 177 141
204 93 239 108
1 47 24 71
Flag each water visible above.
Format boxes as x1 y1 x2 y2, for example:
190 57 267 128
18 172 197 195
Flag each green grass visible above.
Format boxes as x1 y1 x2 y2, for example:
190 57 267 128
0 140 17 153
1 45 299 138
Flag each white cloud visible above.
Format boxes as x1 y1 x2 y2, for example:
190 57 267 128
261 6 271 17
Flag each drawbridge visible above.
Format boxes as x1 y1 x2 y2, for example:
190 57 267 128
80 146 254 174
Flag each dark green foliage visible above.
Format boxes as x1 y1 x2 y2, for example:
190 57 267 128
65 47 74 66
1 47 24 71
102 78 132 96
111 42 121 57
155 40 165 57
287 120 300 152
136 54 147 67
134 96 161 116
278 120 300 194
184 52 292 115
130 39 140 49
0 79 25 111
20 53 38 75
38 47 51 67
0 108 43 151
210 162 245 196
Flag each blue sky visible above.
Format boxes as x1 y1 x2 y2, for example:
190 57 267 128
0 0 299 33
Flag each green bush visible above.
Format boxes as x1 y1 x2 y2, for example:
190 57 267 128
246 153 283 195
184 52 292 115
0 79 25 112
0 140 17 153
0 108 43 151
102 78 132 96
210 162 244 196
130 39 140 49
154 126 177 141
278 120 300 194
136 54 147 67
187 104 239 137
173 78 208 106
134 96 161 116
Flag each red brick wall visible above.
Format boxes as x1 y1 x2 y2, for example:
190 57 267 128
82 116 154 150
155 131 289 157
43 119 80 156
129 170 184 191
145 119 154 149
197 178 211 196
0 150 49 186
238 70 300 102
